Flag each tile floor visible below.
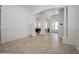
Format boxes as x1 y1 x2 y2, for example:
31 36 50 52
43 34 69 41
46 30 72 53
0 33 78 54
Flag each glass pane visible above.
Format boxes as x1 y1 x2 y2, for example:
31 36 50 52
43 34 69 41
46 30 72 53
38 23 41 28
35 22 41 28
55 21 58 30
35 22 37 27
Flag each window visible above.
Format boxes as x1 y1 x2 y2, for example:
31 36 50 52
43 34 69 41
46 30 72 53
35 22 41 28
52 21 58 30
35 22 37 27
38 22 41 28
55 21 58 30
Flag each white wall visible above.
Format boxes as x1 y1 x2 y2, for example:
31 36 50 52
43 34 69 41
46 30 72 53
63 6 79 49
1 5 32 43
75 6 79 52
67 6 77 45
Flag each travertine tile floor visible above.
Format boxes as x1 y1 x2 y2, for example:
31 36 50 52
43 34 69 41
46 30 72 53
0 33 78 54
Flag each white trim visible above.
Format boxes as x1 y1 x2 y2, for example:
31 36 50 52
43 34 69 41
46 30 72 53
62 6 70 45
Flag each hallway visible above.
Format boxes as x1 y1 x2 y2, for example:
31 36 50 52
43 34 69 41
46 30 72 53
0 33 77 54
